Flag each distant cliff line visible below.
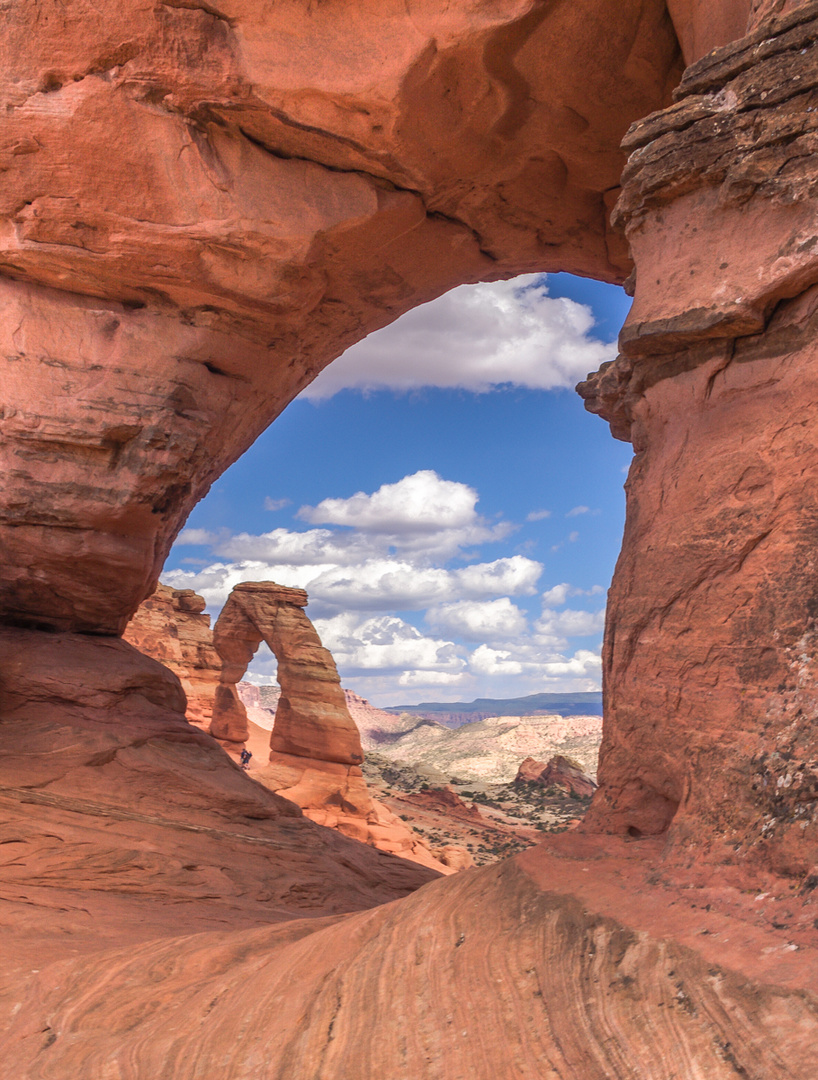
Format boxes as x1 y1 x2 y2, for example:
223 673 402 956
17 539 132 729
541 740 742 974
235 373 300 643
384 692 603 727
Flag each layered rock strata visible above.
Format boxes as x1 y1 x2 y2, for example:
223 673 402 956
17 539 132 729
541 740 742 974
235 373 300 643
123 582 219 729
0 0 682 636
578 1 818 882
0 626 439 961
3 2 818 1077
3 836 816 1080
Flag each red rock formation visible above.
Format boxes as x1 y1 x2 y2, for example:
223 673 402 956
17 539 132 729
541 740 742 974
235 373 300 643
516 755 598 797
211 582 362 763
121 584 446 870
0 0 681 638
666 0 752 62
578 2 818 882
123 583 219 729
208 582 448 871
0 626 438 940
3 835 816 1079
404 786 484 820
4 2 818 1077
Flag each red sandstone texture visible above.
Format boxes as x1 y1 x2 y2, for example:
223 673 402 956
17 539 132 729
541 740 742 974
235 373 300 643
578 3 818 883
3 2 818 1077
123 582 219 729
0 627 439 950
0 0 681 636
212 582 362 766
2 836 816 1079
517 754 599 797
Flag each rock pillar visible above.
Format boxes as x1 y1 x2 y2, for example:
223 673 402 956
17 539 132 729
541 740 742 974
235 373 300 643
579 1 818 878
123 583 221 729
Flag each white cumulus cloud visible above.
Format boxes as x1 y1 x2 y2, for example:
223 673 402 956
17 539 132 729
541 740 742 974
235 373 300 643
264 497 291 512
426 598 527 642
314 613 465 676
302 275 616 399
299 470 476 533
165 469 609 704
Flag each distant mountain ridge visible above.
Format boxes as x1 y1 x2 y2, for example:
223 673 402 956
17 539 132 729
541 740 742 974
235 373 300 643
384 692 603 726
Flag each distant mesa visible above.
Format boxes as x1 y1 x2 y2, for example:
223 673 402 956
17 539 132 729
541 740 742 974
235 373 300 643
386 691 604 727
362 711 603 787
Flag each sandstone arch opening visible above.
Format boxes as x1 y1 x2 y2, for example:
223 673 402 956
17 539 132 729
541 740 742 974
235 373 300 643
209 580 363 767
3 2 818 1075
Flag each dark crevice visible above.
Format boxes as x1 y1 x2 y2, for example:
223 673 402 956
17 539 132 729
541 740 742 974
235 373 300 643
236 125 416 194
160 0 237 28
203 360 230 377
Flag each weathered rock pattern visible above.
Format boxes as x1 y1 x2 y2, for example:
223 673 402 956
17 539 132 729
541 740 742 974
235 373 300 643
3 836 816 1079
123 582 219 729
0 0 682 636
0 627 439 958
4 1 818 1076
578 1 818 881
516 754 599 797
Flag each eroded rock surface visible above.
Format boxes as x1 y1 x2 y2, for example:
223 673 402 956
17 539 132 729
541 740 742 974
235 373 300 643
3 1 818 1076
0 626 439 973
0 0 682 634
3 837 816 1079
211 582 362 762
123 582 219 729
579 2 818 881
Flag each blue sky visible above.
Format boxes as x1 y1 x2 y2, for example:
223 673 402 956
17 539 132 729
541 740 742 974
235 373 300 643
163 274 632 706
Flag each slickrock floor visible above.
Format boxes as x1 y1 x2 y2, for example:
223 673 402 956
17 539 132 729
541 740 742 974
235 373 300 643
3 830 817 1079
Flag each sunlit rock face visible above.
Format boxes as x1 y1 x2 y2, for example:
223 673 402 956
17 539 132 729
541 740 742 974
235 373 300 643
579 1 818 880
3 837 817 1079
205 581 449 869
123 582 220 729
210 581 363 763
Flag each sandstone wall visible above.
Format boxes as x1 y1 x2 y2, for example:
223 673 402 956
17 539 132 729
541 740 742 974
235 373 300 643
123 583 220 729
0 0 681 637
579 1 818 881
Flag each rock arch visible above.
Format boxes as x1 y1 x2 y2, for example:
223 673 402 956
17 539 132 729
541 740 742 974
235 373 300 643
209 581 363 767
3 2 818 1075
